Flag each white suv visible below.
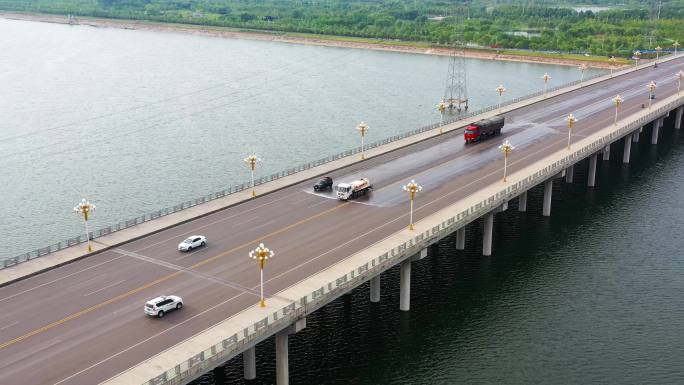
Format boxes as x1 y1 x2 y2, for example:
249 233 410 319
144 295 183 318
178 235 207 252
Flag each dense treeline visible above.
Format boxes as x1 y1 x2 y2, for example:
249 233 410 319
1 0 683 57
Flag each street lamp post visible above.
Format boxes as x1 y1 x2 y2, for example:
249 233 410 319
612 95 623 126
633 50 641 67
437 100 446 134
647 81 657 108
578 63 588 87
402 179 422 230
356 122 369 160
495 85 506 113
73 198 95 252
677 70 684 95
609 56 616 77
565 114 577 149
249 243 274 308
244 155 261 197
655 46 662 64
674 41 680 56
542 73 551 98
498 140 515 182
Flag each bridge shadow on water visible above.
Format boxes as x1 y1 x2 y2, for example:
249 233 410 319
196 118 684 385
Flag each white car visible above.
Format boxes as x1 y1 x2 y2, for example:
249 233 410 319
144 295 183 318
178 235 207 251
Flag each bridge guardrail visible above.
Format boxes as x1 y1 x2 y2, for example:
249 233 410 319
2 70 614 269
136 93 683 385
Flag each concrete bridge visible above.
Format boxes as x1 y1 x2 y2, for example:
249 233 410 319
1 54 683 385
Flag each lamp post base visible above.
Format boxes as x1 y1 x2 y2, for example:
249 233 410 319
259 299 265 308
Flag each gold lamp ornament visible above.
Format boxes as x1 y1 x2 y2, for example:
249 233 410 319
249 243 274 308
74 198 95 252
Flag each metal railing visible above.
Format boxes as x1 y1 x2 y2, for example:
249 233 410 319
135 94 684 385
1 68 625 269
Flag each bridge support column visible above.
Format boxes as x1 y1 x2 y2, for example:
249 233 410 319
587 154 597 187
602 144 610 161
276 331 289 385
483 213 494 256
399 260 411 311
652 118 662 144
518 191 527 212
543 179 553 216
676 107 683 129
275 318 306 385
243 347 256 380
565 166 574 183
623 135 632 164
399 249 426 311
370 276 380 303
456 227 466 250
632 129 640 142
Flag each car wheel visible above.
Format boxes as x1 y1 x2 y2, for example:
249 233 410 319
201 242 206 247
176 303 183 310
158 310 165 318
188 246 193 251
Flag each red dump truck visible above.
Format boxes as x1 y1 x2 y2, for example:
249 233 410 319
464 116 505 143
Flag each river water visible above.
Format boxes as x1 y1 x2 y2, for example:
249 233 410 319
0 18 601 260
5 17 682 385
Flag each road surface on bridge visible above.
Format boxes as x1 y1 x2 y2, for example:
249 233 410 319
1 56 682 385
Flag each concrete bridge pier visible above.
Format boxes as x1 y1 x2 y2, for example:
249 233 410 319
623 135 632 164
456 227 466 250
565 166 574 183
276 318 306 385
587 154 598 187
518 191 527 212
543 179 553 216
400 249 427 311
632 128 640 142
602 144 610 161
243 347 256 380
370 275 380 303
675 107 683 129
652 118 663 145
483 202 507 256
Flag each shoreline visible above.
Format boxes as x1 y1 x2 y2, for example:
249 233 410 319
1 11 625 69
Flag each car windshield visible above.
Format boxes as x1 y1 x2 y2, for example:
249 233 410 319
338 186 349 192
183 238 193 243
466 128 477 133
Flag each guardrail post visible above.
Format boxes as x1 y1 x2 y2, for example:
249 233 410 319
623 135 632 164
243 346 256 380
370 275 381 303
588 154 598 187
518 191 528 212
483 213 494 256
543 179 553 216
456 227 466 250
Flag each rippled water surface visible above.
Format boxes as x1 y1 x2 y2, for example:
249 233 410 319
197 127 684 384
0 18 601 259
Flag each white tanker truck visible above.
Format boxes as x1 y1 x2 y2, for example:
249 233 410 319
336 178 373 200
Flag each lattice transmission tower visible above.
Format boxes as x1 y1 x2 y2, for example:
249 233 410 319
443 15 468 112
